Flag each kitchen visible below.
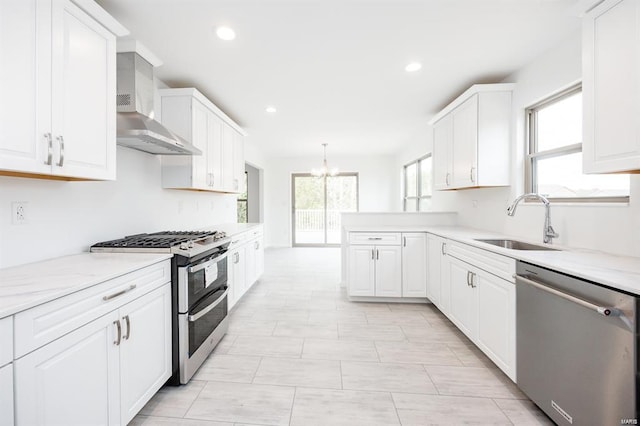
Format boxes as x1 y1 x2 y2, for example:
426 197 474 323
1 0 639 425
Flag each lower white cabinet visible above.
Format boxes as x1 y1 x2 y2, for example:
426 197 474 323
447 256 479 339
0 364 13 426
228 228 265 310
402 233 427 298
426 234 446 308
229 245 246 310
348 245 402 297
15 282 172 426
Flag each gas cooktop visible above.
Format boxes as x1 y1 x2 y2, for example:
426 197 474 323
90 230 229 257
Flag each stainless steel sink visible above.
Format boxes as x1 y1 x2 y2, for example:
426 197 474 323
475 239 559 251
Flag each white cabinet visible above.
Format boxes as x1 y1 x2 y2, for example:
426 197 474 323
476 269 515 379
228 227 265 310
433 115 453 190
348 244 402 298
402 233 427 298
160 88 246 193
430 84 513 190
14 268 172 426
229 244 247 309
583 0 640 173
426 234 447 308
447 256 479 339
119 284 172 425
0 0 126 180
0 364 13 426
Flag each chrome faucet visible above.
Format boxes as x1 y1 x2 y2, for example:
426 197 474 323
507 193 559 244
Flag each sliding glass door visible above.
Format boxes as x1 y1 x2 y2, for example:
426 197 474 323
292 173 358 246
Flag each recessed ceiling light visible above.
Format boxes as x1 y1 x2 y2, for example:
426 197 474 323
216 26 236 41
405 62 422 72
265 106 277 113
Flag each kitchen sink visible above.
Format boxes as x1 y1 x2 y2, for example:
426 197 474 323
475 239 560 251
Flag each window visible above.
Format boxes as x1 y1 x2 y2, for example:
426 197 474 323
404 155 432 211
237 171 248 223
527 85 629 202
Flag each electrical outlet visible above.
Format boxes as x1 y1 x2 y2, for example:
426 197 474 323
12 202 28 224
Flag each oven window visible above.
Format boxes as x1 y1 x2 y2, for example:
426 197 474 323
189 289 227 356
188 255 228 305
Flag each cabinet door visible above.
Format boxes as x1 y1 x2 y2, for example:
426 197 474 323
452 95 478 188
0 364 13 426
433 115 453 190
207 112 224 190
190 101 209 188
426 235 444 306
402 233 427 298
476 271 515 380
583 0 640 173
348 246 375 297
15 310 120 426
233 246 247 299
221 124 235 191
51 0 116 180
233 130 245 193
0 0 51 176
119 283 172 425
447 257 478 339
245 239 257 290
255 237 265 279
375 246 402 298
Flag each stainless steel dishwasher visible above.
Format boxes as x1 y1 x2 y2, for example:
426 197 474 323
516 261 638 425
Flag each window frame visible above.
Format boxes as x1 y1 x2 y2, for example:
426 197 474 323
525 84 629 203
237 171 248 223
403 154 432 211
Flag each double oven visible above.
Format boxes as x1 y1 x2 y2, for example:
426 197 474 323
91 230 231 384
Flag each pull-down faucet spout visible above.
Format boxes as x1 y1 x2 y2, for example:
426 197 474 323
507 193 559 244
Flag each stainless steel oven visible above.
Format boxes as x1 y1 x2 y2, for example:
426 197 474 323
177 249 229 384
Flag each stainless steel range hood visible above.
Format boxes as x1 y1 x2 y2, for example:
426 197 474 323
116 52 201 155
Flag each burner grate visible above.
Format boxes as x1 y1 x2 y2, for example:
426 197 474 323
92 230 226 249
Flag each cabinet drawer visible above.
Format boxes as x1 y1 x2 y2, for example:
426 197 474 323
249 227 263 238
349 232 401 246
446 241 515 283
229 231 249 247
0 317 12 367
14 260 170 359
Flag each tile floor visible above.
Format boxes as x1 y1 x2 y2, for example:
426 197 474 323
131 247 553 426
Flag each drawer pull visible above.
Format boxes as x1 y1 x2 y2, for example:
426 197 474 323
103 284 137 301
368 237 383 240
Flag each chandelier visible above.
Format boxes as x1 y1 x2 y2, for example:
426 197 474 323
311 143 339 177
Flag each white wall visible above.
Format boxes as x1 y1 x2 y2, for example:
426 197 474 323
409 31 640 257
0 146 238 269
264 154 397 247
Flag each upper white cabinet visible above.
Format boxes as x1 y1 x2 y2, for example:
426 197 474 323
0 0 127 180
159 88 246 193
430 84 513 190
583 0 640 173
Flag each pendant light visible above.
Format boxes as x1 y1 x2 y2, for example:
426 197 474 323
311 143 339 177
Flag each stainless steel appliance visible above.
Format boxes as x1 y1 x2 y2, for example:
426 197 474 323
516 261 638 425
91 230 230 384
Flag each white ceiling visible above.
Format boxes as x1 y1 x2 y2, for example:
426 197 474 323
97 0 581 157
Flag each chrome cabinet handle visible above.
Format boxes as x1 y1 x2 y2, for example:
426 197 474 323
470 167 475 183
103 285 137 301
368 237 383 240
403 237 407 247
516 274 620 317
441 242 446 256
445 172 450 186
469 272 476 288
255 241 259 250
466 271 472 286
123 315 131 340
44 133 53 165
376 249 379 260
56 135 65 167
371 249 375 260
189 252 227 273
113 320 121 345
234 252 240 264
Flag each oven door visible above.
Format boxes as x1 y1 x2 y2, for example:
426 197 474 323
178 250 228 313
178 286 229 384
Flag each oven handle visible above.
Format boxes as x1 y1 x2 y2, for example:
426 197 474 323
188 251 228 274
188 289 228 322
515 274 621 317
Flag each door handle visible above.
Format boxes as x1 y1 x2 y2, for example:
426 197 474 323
466 271 472 286
371 249 375 260
470 167 475 183
56 135 65 167
445 172 450 186
376 249 379 260
441 242 446 256
113 320 122 346
470 272 476 288
44 133 53 165
403 236 407 247
122 315 131 340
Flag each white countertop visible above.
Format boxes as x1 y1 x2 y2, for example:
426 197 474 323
212 222 263 236
0 253 172 319
347 225 640 296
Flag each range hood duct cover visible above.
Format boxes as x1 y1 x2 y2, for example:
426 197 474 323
116 52 201 155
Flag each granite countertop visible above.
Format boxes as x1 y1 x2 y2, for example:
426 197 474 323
346 225 640 296
0 253 172 319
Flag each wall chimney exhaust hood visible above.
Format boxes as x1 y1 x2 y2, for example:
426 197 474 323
116 44 201 156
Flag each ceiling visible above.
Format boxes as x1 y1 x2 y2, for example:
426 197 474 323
97 0 581 157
